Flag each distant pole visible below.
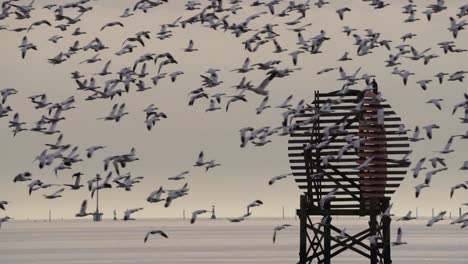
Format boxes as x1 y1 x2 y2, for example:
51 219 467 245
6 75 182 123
460 208 462 218
282 206 285 220
432 208 434 218
49 210 51 222
93 177 103 222
450 212 452 219
113 210 117 221
416 207 418 219
96 178 99 214
183 210 185 220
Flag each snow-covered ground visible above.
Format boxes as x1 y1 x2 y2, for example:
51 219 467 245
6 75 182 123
0 218 466 263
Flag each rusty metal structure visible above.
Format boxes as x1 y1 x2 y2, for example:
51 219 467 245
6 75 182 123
289 89 411 264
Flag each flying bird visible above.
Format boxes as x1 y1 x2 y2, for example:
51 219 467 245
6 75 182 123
273 224 292 244
144 230 168 243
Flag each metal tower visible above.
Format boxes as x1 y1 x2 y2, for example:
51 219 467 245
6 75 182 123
289 90 411 264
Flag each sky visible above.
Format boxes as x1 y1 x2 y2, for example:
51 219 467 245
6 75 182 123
0 0 467 220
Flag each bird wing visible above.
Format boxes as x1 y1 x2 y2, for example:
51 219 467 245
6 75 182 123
52 188 65 196
79 200 87 214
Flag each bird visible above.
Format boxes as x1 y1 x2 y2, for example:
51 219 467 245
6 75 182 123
75 200 91 217
273 224 291 244
18 36 37 59
191 209 208 224
98 103 128 122
460 161 468 170
13 171 32 182
342 26 356 36
0 201 9 211
120 8 134 18
289 50 304 65
412 158 427 178
425 168 447 184
123 208 144 221
64 172 84 190
194 151 209 167
183 39 198 52
168 171 189 181
95 60 112 76
100 21 124 31
435 72 449 84
336 7 351 20
226 92 248 111
269 173 292 185
426 99 443 110
422 124 440 139
429 157 447 168
320 188 338 209
338 51 352 61
391 227 407 246
450 182 468 198
169 71 184 82
409 126 424 142
276 95 293 109
437 136 455 154
272 39 287 53
205 160 220 172
256 96 271 115
247 71 278 96
232 57 254 73
27 20 51 32
43 188 65 199
247 200 263 214
86 146 105 158
334 228 347 240
397 211 416 221
450 213 468 225
205 99 221 112
147 186 165 203
0 216 12 229
144 230 168 243
415 183 430 198
427 211 446 227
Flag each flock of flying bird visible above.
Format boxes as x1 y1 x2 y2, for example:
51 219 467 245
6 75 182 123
0 0 467 246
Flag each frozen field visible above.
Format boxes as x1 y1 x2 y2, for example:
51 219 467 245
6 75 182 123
0 218 467 264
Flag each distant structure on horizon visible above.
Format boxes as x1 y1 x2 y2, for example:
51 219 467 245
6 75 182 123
93 178 103 222
211 205 216 219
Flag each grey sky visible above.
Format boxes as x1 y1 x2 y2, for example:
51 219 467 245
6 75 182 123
0 0 467 219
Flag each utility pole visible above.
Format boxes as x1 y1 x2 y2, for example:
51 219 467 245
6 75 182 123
282 206 285 220
49 210 51 222
416 207 418 219
460 208 462 218
183 210 185 220
432 208 434 218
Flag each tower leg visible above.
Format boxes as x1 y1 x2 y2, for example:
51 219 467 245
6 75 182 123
369 199 378 264
299 195 307 264
324 202 332 264
382 199 392 264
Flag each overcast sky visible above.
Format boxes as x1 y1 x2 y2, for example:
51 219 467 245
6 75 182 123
0 0 467 220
